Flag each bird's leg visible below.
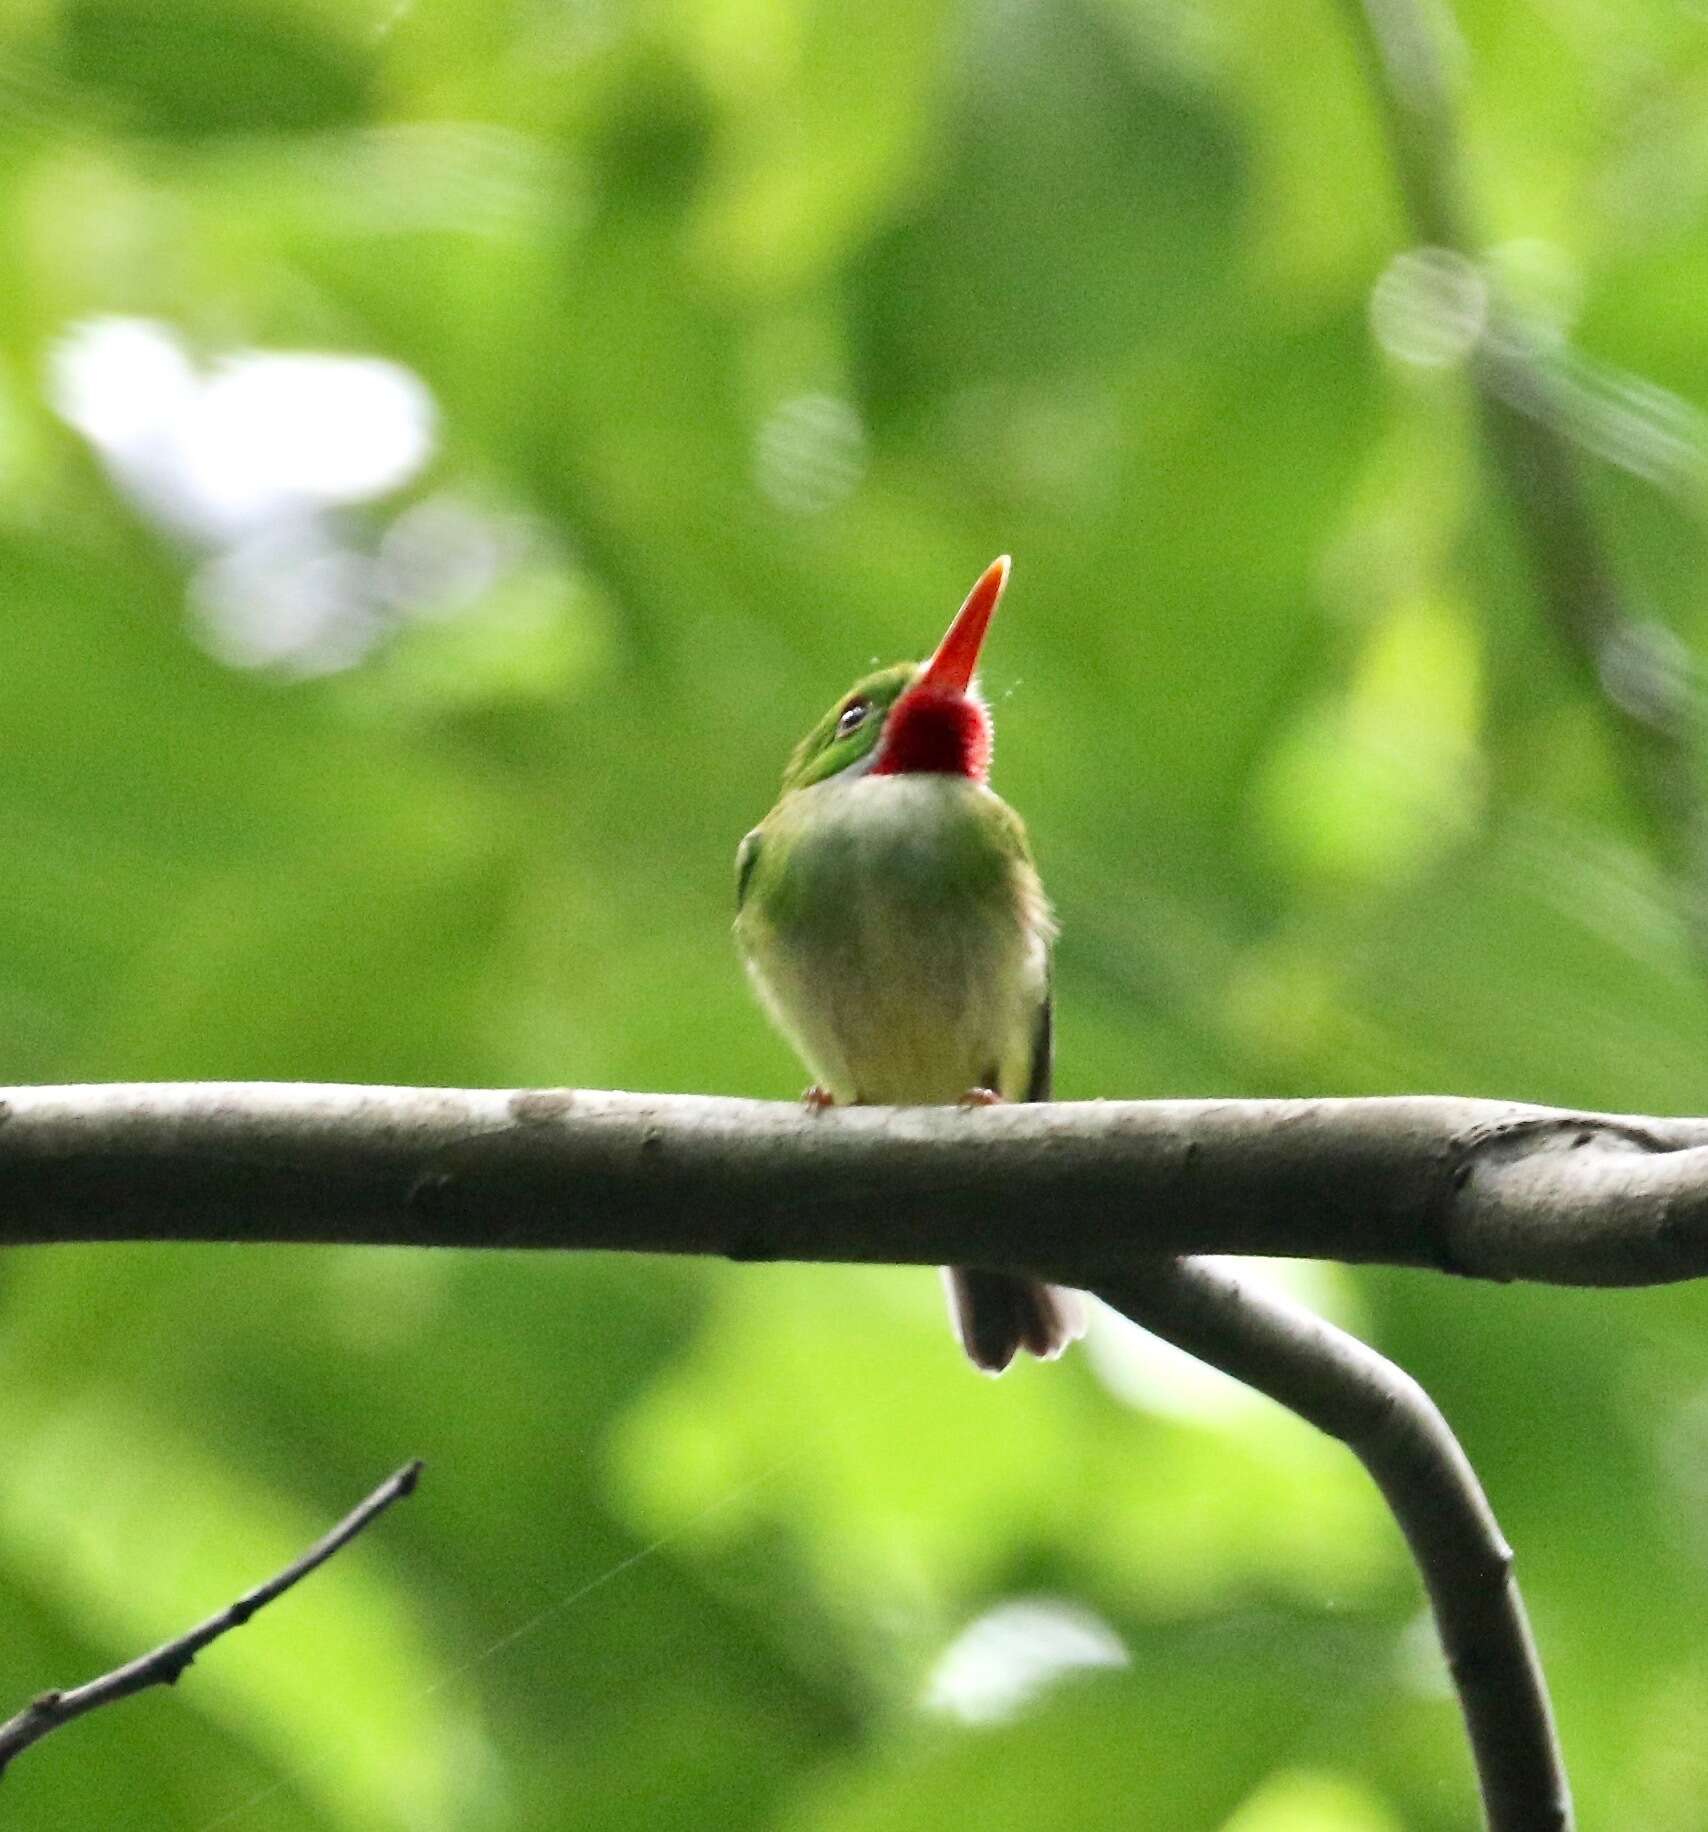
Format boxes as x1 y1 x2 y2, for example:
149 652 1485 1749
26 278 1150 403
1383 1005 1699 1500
957 1087 1003 1109
801 1085 836 1113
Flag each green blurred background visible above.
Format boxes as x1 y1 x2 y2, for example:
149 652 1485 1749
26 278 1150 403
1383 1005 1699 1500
3 0 1708 1825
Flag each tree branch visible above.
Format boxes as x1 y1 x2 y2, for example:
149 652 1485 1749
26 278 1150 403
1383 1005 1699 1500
1100 1263 1570 1832
2 1086 1607 1823
4 1083 1708 1286
0 1460 423 1778
1344 0 1708 915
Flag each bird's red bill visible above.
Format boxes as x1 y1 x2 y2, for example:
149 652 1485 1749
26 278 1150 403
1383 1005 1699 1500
918 555 1009 696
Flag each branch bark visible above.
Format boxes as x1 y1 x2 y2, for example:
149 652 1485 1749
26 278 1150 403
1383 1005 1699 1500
5 1083 1708 1286
0 1460 422 1778
1101 1265 1569 1831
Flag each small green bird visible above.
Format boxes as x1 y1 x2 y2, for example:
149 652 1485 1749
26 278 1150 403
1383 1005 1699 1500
735 557 1083 1374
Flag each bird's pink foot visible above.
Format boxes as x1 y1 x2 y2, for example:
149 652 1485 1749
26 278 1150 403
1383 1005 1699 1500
801 1084 836 1113
957 1087 1003 1109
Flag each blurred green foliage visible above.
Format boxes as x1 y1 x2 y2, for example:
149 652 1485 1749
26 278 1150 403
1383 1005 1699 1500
2 0 1708 1825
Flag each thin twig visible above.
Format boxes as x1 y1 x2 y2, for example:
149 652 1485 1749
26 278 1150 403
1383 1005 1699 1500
0 1460 424 1778
1344 0 1708 921
1099 1263 1570 1831
5 1083 1708 1285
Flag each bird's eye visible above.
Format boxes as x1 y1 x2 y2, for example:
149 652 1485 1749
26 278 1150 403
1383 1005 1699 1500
835 699 870 738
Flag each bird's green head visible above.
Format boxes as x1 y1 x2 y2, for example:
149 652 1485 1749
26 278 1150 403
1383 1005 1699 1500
778 557 1009 795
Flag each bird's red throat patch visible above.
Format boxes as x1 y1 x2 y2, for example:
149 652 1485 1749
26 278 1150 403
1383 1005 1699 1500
870 687 992 781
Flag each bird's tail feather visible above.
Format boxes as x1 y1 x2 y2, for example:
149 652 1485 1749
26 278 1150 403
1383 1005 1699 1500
942 1268 1085 1375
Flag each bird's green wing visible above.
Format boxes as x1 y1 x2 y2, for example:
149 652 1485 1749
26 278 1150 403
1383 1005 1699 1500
983 789 1038 866
981 793 1053 1103
735 828 763 911
1025 971 1052 1103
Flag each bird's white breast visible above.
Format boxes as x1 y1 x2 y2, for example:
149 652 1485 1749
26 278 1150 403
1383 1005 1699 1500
737 774 1049 1105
